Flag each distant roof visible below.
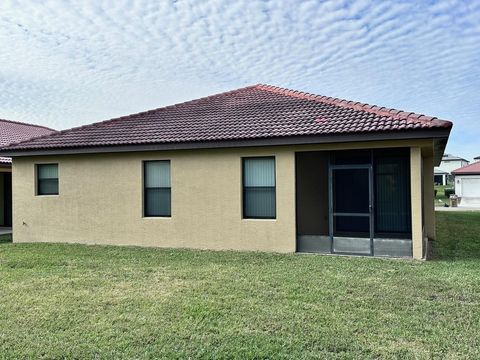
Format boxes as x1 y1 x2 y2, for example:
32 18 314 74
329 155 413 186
441 153 468 162
475 155 480 160
0 84 452 155
0 119 55 164
434 167 449 175
452 161 480 175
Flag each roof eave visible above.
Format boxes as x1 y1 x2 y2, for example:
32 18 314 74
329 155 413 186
0 128 451 160
442 158 468 162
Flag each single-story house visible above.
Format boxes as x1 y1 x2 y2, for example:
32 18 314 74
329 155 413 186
452 161 480 207
434 167 449 186
0 84 452 259
0 119 55 227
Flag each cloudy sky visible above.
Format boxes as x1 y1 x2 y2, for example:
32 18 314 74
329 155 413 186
0 0 479 159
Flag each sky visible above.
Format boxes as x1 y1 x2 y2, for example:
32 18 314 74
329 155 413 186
0 0 479 160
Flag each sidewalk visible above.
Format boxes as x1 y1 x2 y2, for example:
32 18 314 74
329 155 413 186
436 206 480 212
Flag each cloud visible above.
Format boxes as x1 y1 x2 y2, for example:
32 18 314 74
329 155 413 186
0 0 479 159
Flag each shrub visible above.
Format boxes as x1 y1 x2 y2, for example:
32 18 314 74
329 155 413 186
445 188 455 197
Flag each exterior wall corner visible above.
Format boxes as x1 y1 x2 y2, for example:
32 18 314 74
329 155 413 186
410 147 424 259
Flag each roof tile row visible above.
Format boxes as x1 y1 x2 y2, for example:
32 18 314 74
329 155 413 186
0 119 55 162
1 84 452 152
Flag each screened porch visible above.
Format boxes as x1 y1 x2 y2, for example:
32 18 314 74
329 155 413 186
296 148 413 257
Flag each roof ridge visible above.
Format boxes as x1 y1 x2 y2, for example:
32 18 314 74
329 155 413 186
255 84 452 128
9 84 260 146
0 118 56 132
0 83 453 153
95 83 259 126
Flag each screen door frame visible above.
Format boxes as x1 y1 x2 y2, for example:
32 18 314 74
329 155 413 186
328 163 374 256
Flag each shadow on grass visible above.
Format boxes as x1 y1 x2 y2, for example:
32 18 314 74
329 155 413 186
0 234 13 244
431 211 480 261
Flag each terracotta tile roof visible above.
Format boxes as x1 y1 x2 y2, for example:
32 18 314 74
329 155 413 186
0 119 56 163
1 84 451 152
452 161 480 175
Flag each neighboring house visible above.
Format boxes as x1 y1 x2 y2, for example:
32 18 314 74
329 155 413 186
452 161 480 207
474 155 480 161
434 167 449 186
435 154 469 184
0 84 452 259
0 119 55 227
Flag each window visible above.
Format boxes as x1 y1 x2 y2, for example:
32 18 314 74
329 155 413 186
36 164 59 195
144 161 171 217
243 157 276 219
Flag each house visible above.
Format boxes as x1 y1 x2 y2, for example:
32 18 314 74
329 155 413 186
0 119 55 228
435 154 469 185
434 167 449 186
0 84 452 259
475 155 480 161
452 161 480 207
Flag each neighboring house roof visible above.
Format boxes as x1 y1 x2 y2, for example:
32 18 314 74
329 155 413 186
434 167 449 175
0 84 452 156
0 157 12 165
0 119 55 165
441 153 468 162
452 161 480 175
475 155 480 160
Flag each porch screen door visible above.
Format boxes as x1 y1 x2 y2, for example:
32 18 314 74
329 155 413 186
329 165 373 255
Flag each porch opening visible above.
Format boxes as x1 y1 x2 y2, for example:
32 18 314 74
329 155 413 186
0 172 12 227
296 148 413 257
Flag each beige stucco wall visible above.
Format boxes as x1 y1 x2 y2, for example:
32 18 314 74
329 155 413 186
410 147 424 259
12 139 435 255
13 147 296 252
423 155 436 241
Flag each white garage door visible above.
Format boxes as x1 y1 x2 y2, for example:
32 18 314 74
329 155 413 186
463 178 480 197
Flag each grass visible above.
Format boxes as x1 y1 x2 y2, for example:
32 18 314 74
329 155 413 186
1 213 480 359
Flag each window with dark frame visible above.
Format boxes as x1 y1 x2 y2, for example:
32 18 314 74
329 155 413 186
36 164 59 195
144 160 171 217
242 157 276 219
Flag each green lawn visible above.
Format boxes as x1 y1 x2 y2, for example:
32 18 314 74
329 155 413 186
1 213 480 359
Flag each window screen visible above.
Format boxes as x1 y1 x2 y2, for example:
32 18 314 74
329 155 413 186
243 157 276 219
374 149 411 236
37 164 59 195
144 161 171 217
